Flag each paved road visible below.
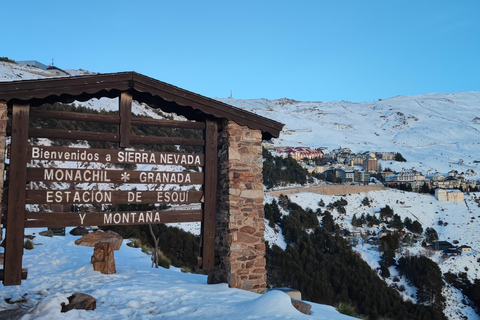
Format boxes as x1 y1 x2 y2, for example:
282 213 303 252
265 184 387 197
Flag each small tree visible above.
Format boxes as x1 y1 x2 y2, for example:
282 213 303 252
149 224 161 268
352 214 359 227
0 57 15 63
425 227 439 244
326 172 342 184
365 213 379 227
265 199 282 228
389 214 404 230
380 205 394 220
419 182 431 194
359 214 368 226
361 196 371 206
404 217 413 229
321 210 337 233
380 232 401 267
148 224 172 269
380 261 391 278
24 239 34 250
411 220 423 234
395 152 407 162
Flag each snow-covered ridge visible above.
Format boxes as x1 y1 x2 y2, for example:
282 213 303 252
2 60 480 319
216 92 480 178
3 60 480 180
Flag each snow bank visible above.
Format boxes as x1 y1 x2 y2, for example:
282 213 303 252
0 228 358 319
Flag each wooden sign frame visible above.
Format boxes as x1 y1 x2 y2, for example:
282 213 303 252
2 92 218 285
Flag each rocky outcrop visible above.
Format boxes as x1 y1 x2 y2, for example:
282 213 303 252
91 242 116 274
291 299 312 315
74 230 122 250
70 226 89 236
39 230 54 237
61 293 96 312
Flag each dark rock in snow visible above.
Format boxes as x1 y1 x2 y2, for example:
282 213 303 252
70 226 89 236
39 230 54 237
291 299 312 315
61 293 96 312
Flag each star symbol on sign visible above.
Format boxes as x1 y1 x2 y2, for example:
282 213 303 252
121 172 130 182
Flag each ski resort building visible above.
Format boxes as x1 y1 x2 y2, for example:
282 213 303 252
278 147 323 161
435 189 464 201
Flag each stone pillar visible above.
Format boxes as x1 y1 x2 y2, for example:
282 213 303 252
91 242 116 274
208 120 266 293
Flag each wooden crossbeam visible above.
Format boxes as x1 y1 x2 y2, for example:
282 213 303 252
24 209 203 228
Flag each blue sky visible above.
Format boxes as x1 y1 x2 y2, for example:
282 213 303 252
3 1 479 102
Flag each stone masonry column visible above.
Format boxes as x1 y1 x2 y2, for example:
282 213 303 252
208 120 266 293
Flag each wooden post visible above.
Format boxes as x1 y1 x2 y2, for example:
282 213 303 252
202 118 218 270
0 101 7 242
119 92 132 148
3 103 29 285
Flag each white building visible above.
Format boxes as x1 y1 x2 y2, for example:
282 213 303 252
435 189 464 201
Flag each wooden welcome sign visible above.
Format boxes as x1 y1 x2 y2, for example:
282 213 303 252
0 72 283 289
2 91 218 286
24 146 205 227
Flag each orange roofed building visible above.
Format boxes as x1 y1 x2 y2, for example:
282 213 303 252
279 147 323 161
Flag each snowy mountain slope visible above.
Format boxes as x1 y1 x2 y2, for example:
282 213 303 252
3 60 480 180
1 60 479 318
0 228 358 320
0 61 94 81
264 190 480 319
0 61 361 319
216 93 480 178
0 62 51 81
0 62 197 122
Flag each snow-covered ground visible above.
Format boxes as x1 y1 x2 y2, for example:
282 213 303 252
2 60 480 319
0 228 357 320
264 190 480 319
217 93 480 179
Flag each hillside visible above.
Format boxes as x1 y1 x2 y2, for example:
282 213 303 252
0 61 362 319
216 94 480 179
1 60 480 319
264 190 480 319
4 60 480 180
0 228 357 320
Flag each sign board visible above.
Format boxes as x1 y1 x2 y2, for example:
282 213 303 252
28 146 204 165
2 94 219 285
24 209 203 228
26 168 203 184
23 138 206 228
26 190 203 204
